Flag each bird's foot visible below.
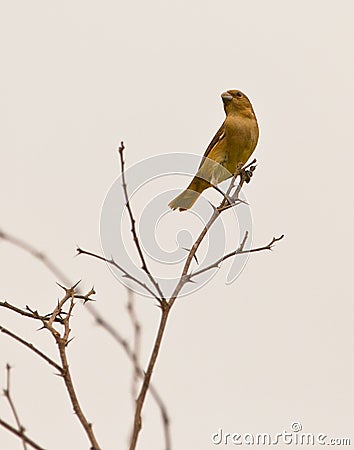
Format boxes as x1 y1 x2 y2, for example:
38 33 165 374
242 164 257 184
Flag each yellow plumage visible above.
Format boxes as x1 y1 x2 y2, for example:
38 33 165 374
169 90 259 211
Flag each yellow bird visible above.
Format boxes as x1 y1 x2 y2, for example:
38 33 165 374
168 90 259 211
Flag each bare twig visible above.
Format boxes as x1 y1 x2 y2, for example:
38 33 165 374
0 418 46 450
1 146 283 450
1 230 171 450
129 160 279 450
87 304 172 450
190 234 285 279
33 285 102 450
76 247 162 302
0 301 64 324
118 142 166 303
0 229 71 286
1 288 101 449
3 364 28 450
0 327 62 373
129 307 170 450
126 289 141 400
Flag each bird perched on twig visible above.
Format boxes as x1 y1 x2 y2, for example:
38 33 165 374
168 90 259 211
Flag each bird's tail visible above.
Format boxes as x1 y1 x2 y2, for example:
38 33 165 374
168 177 210 211
168 189 201 211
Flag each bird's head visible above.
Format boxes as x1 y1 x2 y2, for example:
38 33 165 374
221 90 254 116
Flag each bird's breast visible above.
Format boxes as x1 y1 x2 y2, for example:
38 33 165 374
223 115 259 169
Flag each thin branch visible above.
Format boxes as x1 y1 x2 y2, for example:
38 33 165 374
1 148 283 450
118 142 166 302
126 289 141 401
47 281 79 327
1 230 171 449
0 229 71 286
190 234 285 279
86 303 172 450
0 301 64 324
129 161 270 450
76 247 162 303
0 418 46 450
0 326 62 373
129 307 170 450
0 285 101 448
3 364 28 450
34 286 102 450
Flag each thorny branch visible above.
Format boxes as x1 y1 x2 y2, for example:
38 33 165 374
0 141 284 450
115 144 283 450
0 327 62 373
190 233 285 279
0 284 102 450
35 284 102 450
0 226 171 450
119 142 166 303
87 303 171 450
76 247 162 302
0 301 64 323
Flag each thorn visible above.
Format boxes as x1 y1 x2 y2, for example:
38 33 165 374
56 282 66 291
207 200 218 212
236 198 249 205
66 337 75 347
185 274 196 283
193 253 199 264
71 280 81 290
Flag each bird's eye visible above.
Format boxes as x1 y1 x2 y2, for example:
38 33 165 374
236 92 243 98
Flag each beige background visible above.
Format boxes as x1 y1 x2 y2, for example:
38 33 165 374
1 1 354 449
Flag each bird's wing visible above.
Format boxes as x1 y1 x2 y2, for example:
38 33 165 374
198 121 226 168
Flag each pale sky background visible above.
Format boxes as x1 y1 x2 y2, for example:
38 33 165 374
1 1 354 449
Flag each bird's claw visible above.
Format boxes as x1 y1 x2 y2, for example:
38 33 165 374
242 164 256 184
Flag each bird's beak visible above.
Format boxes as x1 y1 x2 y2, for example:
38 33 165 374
221 91 233 101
